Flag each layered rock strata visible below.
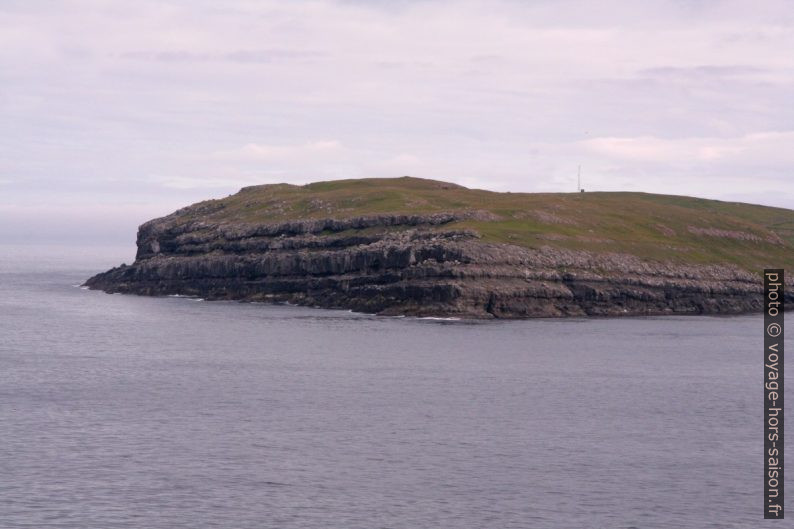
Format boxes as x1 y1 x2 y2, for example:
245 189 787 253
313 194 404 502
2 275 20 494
85 212 786 318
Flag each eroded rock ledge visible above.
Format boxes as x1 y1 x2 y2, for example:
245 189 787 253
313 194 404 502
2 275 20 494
85 212 789 318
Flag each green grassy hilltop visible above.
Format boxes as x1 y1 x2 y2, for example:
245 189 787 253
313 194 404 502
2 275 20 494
177 176 794 274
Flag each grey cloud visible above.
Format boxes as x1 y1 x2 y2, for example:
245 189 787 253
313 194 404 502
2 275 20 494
119 49 324 63
223 50 326 63
638 65 769 79
119 50 213 62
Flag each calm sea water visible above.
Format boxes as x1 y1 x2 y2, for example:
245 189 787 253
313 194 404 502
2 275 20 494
0 245 789 528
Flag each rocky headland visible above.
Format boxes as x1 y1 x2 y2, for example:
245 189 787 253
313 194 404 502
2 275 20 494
86 177 794 318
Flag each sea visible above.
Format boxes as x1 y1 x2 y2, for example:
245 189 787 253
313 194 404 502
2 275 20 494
0 244 789 528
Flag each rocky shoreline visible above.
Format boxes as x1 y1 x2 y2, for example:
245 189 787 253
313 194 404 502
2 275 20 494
85 211 790 318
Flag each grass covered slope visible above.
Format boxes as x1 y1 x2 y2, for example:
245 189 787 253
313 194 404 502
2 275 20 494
172 176 794 275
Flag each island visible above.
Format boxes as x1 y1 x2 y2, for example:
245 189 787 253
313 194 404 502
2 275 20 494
85 177 793 318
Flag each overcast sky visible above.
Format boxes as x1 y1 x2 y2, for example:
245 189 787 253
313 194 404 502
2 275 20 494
2 0 793 244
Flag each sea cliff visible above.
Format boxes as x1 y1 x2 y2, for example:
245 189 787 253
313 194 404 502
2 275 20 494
86 177 794 318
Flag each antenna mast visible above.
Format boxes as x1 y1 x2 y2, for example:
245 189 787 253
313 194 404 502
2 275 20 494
577 165 581 192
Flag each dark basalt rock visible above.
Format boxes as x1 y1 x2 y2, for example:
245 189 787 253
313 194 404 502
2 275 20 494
84 211 792 318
